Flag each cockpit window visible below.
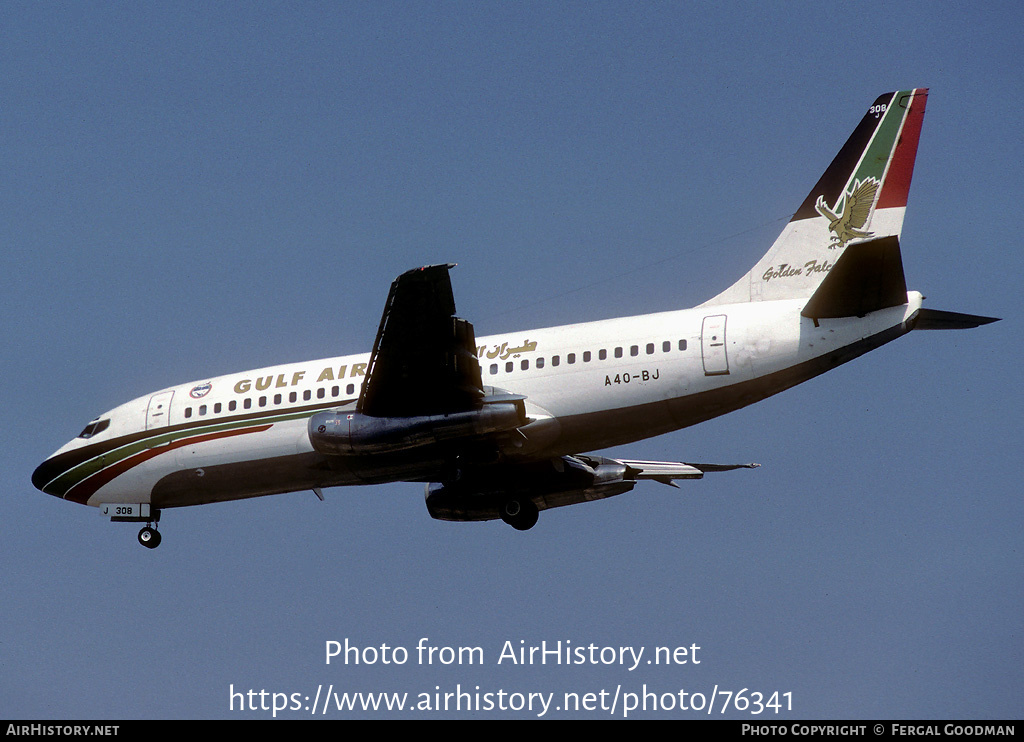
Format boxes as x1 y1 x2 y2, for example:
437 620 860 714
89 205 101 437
78 418 110 439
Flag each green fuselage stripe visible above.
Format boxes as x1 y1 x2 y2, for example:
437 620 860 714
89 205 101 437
45 406 333 498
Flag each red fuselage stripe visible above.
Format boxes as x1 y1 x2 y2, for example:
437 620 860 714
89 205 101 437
65 424 274 505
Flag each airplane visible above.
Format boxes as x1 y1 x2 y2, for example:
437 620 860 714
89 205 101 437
33 88 998 548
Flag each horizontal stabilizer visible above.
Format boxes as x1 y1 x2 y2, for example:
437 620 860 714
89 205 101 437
801 236 907 320
913 308 1001 330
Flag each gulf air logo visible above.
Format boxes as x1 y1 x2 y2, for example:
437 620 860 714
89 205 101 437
814 177 879 249
190 382 212 399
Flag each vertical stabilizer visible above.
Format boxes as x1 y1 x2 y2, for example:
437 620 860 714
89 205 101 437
703 89 928 306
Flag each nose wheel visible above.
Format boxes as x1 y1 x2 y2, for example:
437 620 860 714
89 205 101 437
138 525 162 549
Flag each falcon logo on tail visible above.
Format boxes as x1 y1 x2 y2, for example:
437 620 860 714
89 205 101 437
814 177 880 249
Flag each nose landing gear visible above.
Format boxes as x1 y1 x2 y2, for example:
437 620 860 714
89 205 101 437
137 525 162 549
101 504 163 548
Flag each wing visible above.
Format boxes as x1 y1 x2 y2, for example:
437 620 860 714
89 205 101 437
426 454 761 525
357 264 484 418
619 458 760 487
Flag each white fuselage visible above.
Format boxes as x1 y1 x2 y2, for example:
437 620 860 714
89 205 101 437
36 292 923 510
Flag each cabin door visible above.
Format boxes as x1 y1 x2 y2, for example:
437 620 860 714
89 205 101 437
146 391 175 430
701 315 729 376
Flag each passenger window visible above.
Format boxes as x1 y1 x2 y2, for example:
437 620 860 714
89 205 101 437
583 351 591 362
521 359 529 371
552 355 559 367
214 402 222 413
567 353 576 364
679 339 687 351
317 388 325 399
599 349 607 360
630 345 638 357
303 390 311 401
490 363 498 375
646 343 655 355
536 357 545 369
614 347 623 358
273 394 281 405
184 408 192 419
259 397 267 407
229 400 237 411
199 404 207 415
347 384 354 395
332 386 340 397
244 398 252 409
663 341 671 352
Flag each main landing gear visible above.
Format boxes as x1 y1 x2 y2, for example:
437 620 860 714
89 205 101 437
138 525 162 549
500 497 539 531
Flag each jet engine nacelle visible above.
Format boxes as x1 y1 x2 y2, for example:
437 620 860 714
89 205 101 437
308 402 526 456
425 455 638 525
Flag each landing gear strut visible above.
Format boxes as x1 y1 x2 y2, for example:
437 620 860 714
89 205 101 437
500 498 539 531
138 525 162 549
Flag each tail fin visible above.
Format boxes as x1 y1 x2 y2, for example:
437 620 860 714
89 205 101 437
703 89 928 306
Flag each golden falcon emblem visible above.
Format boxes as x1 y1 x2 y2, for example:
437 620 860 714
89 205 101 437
814 177 879 248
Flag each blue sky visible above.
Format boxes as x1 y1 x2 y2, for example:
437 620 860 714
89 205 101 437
3 1 1021 719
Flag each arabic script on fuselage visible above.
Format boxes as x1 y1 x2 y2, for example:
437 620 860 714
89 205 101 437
476 339 538 360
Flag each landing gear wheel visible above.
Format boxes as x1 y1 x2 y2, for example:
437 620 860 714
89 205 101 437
500 498 539 531
138 526 162 549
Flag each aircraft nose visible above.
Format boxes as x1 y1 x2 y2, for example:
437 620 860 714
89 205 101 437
32 453 68 496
